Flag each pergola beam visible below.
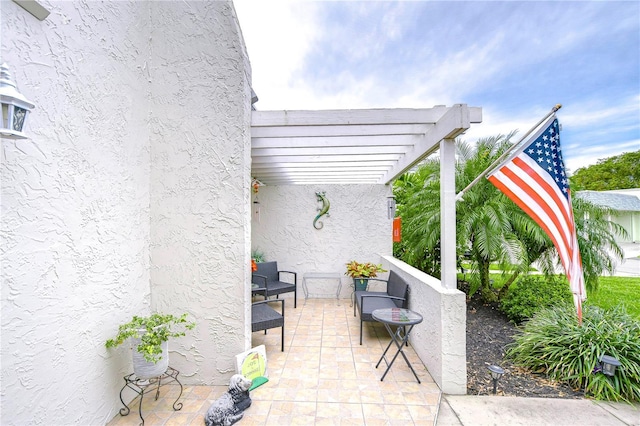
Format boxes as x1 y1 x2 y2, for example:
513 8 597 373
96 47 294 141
251 105 482 186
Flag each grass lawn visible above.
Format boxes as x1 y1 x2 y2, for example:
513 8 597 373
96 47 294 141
461 263 537 272
585 276 640 319
459 273 640 320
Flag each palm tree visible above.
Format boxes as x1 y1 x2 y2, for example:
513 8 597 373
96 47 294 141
393 157 442 276
393 133 624 302
454 134 527 302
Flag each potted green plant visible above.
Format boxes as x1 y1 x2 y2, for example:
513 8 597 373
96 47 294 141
345 261 387 291
106 313 195 379
251 248 266 263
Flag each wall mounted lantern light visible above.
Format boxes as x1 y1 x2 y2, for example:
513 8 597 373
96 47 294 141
387 196 396 219
0 63 35 139
599 355 622 377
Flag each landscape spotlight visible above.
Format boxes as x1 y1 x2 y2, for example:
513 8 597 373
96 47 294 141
487 365 504 395
599 355 621 377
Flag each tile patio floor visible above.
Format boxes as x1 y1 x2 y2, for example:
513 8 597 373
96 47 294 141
107 298 441 425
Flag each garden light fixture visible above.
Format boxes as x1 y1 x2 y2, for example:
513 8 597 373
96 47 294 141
599 355 621 377
487 364 504 394
0 63 35 139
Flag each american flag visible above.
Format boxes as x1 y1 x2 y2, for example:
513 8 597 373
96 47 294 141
487 115 586 322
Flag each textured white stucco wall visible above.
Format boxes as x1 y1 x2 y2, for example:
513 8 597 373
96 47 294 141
251 184 393 299
383 256 467 394
148 0 252 385
1 0 251 423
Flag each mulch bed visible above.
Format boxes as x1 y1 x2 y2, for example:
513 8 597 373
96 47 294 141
464 284 584 398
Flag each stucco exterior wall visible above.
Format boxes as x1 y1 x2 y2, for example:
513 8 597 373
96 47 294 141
251 184 393 299
148 1 252 384
382 256 467 394
1 0 251 423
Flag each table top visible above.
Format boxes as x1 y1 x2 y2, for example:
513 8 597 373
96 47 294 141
372 308 423 326
303 272 341 279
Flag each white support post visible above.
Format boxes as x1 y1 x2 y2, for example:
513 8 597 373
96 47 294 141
440 138 457 289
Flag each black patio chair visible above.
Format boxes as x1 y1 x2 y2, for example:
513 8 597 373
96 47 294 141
252 261 297 308
251 299 285 352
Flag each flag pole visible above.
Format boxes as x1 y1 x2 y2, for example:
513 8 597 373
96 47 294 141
455 104 562 201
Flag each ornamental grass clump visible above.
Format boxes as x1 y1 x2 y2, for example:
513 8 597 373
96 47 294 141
506 305 640 403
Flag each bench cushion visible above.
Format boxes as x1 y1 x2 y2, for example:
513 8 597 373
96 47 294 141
355 291 398 321
251 299 285 352
355 271 409 319
251 303 283 332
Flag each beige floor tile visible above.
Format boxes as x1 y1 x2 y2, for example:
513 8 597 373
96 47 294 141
290 415 319 425
291 401 317 417
188 414 207 425
269 400 296 416
383 403 414 421
242 399 271 421
106 299 440 426
314 416 341 426
407 404 436 424
293 387 319 402
362 402 390 420
317 388 341 403
360 388 385 404
164 412 197 425
339 402 366 422
265 414 294 425
240 413 269 425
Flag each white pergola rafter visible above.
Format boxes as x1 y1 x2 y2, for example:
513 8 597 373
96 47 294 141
251 104 482 185
250 104 482 291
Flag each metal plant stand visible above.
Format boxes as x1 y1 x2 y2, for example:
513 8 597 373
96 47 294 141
118 366 183 425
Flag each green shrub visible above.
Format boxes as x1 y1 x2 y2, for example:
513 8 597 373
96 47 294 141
507 305 640 403
500 275 573 323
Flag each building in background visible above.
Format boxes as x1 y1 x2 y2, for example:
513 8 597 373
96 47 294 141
576 189 640 244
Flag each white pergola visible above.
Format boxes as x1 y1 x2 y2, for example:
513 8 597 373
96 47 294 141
250 103 483 289
251 104 482 185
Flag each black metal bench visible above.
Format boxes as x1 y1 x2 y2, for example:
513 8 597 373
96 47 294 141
354 270 409 345
251 299 285 352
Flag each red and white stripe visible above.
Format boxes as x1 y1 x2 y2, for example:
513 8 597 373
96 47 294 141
487 128 586 322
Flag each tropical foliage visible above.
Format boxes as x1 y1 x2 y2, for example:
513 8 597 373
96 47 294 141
393 133 625 302
507 305 640 403
345 261 387 278
569 150 640 190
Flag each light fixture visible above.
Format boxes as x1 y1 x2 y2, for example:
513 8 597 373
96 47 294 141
0 63 35 139
599 355 621 377
487 364 504 394
387 196 396 219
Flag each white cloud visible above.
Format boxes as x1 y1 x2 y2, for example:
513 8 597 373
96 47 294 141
234 0 639 172
233 0 321 110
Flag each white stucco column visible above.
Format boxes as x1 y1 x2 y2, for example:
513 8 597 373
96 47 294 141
440 138 457 289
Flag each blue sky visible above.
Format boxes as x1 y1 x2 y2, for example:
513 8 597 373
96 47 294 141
234 0 639 173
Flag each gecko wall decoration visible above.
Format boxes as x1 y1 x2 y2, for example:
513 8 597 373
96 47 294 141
313 192 330 230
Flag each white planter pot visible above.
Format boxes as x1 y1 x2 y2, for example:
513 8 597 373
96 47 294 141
132 339 169 379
